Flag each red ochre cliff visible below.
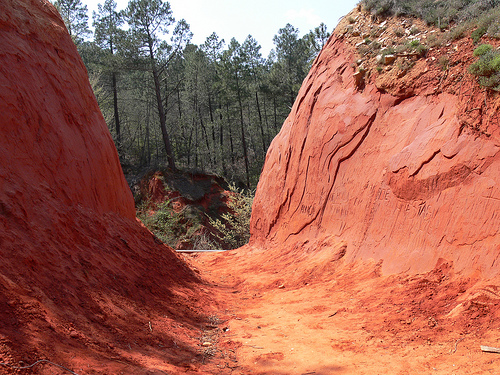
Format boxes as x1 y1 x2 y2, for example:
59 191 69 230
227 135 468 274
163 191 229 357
250 9 500 278
0 1 219 374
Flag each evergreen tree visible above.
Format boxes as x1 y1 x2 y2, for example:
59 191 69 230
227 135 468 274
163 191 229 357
53 0 91 44
93 0 125 146
220 38 251 187
272 23 309 108
304 22 331 62
126 0 178 170
81 6 324 186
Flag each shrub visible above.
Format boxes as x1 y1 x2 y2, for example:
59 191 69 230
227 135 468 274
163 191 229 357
208 184 253 249
381 47 395 56
474 43 493 56
138 201 207 248
471 25 488 43
394 28 405 37
469 44 500 90
438 55 450 71
361 0 500 33
414 43 429 56
406 40 429 56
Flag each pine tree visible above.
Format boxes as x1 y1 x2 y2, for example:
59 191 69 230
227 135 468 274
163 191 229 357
93 0 125 146
53 0 91 44
126 0 178 170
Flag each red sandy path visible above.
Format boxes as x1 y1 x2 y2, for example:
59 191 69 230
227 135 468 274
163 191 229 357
185 246 500 375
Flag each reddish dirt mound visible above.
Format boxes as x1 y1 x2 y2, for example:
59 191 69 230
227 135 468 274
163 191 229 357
0 1 222 374
135 170 236 250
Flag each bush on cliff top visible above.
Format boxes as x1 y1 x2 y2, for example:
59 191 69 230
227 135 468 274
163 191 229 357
468 44 500 90
361 0 500 36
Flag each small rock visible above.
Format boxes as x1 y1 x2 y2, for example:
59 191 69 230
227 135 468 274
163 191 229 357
202 342 212 347
353 70 365 87
384 54 397 65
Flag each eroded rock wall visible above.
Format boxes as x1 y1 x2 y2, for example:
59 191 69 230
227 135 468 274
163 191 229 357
251 34 500 277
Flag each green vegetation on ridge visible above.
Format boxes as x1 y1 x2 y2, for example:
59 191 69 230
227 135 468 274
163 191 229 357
361 0 500 34
360 0 500 91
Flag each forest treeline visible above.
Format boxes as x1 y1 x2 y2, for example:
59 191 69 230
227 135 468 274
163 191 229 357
53 0 331 187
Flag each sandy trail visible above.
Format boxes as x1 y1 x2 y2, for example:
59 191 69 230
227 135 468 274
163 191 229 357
186 248 500 375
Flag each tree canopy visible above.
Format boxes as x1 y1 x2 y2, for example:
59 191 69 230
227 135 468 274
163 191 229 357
52 0 330 187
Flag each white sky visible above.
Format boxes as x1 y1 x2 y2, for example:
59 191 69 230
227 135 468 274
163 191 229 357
83 0 360 56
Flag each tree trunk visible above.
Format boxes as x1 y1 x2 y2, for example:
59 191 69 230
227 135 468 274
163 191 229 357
111 72 121 143
226 103 235 166
262 94 270 145
199 110 212 167
219 101 227 175
148 35 176 170
255 91 266 155
236 76 250 188
273 96 278 133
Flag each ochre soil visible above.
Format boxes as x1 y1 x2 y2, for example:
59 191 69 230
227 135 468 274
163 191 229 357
182 245 500 375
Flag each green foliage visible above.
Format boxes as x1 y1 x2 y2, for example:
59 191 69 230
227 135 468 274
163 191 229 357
358 40 384 57
471 25 488 43
411 41 429 56
303 22 331 60
77 0 328 187
410 26 420 35
469 44 500 90
389 39 428 57
138 200 207 248
394 27 405 37
53 0 91 44
474 44 493 56
209 185 253 249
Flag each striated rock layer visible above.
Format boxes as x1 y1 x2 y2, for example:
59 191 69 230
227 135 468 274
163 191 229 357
0 1 213 373
251 23 500 277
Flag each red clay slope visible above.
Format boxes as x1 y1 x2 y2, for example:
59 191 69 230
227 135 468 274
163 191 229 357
250 11 500 278
0 1 216 374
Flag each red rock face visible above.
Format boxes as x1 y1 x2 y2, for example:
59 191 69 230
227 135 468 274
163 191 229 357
251 36 500 277
0 0 134 219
